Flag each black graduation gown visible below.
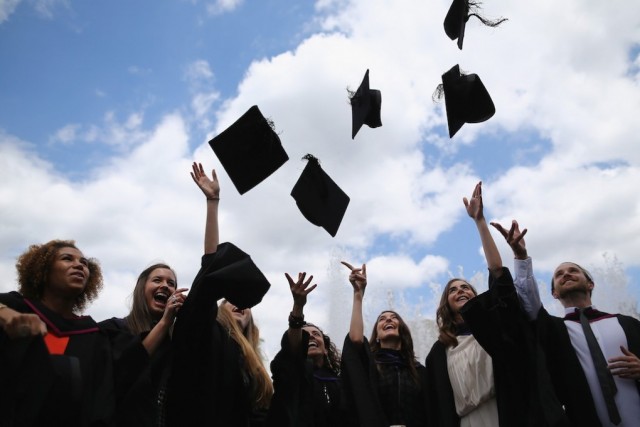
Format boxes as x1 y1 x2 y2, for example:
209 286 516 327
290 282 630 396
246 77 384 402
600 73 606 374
165 247 268 427
267 330 349 427
425 268 569 427
536 308 640 427
0 291 148 427
341 336 428 427
98 317 173 427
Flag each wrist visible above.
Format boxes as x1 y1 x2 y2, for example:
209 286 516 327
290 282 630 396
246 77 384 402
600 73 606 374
288 311 305 329
207 196 220 201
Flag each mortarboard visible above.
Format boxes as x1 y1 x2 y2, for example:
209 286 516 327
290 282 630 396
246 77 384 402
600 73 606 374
441 64 495 138
291 155 350 237
444 0 508 50
209 105 289 195
200 242 271 309
350 69 382 139
443 0 469 50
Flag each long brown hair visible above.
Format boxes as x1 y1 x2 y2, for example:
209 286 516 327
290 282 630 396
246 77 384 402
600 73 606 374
125 263 176 335
217 300 273 409
436 278 477 348
369 310 420 383
16 240 103 313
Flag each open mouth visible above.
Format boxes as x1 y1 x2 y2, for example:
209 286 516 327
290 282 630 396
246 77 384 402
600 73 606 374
232 307 244 315
308 341 319 348
154 292 169 304
383 324 395 331
457 296 469 302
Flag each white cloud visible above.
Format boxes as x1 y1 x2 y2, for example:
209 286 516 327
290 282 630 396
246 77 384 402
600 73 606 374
2 0 640 360
33 0 69 19
0 0 22 23
206 0 243 16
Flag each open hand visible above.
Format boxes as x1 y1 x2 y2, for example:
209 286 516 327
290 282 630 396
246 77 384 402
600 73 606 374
491 220 528 260
286 272 317 308
191 162 220 200
463 181 484 221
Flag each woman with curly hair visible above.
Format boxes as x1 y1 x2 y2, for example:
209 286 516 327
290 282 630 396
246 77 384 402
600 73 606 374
267 272 348 427
0 239 148 427
340 262 428 427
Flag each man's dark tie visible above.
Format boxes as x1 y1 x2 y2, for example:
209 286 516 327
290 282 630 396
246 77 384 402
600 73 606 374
578 307 621 425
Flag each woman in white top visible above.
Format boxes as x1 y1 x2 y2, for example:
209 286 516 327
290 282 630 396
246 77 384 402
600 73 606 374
425 182 562 427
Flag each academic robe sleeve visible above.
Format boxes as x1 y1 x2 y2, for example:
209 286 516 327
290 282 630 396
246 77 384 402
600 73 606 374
340 335 388 427
266 330 309 427
461 268 569 427
424 340 459 427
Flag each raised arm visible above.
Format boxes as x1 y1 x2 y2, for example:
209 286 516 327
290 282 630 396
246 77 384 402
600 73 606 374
490 219 541 320
463 182 503 278
285 272 317 353
341 261 367 344
190 162 220 255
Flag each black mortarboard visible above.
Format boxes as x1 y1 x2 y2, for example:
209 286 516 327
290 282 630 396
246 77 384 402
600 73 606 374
290 155 350 237
350 69 382 139
441 64 495 138
444 0 469 50
444 0 507 50
201 242 271 309
209 105 289 195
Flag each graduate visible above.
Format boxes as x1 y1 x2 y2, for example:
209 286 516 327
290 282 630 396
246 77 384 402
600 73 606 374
0 240 148 427
267 272 348 427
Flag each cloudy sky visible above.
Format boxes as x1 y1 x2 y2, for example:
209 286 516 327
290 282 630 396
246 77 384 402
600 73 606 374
1 0 639 361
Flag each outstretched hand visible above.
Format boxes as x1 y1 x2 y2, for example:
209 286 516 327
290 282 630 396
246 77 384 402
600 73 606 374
190 162 220 200
491 220 528 260
341 261 367 295
608 346 640 380
463 181 484 221
286 272 317 308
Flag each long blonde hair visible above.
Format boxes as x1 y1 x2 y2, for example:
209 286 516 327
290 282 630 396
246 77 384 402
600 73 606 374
217 300 273 409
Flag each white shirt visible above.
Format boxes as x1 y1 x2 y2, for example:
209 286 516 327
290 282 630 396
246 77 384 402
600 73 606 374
513 257 640 427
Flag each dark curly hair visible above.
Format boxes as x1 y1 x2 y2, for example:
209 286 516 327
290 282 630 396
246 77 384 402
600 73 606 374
16 240 103 313
436 278 477 348
303 322 341 376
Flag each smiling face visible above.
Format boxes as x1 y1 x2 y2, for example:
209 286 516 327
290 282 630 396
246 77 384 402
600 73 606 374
375 311 401 342
446 279 476 317
221 302 252 331
143 267 177 317
552 262 594 299
303 325 327 366
46 247 90 299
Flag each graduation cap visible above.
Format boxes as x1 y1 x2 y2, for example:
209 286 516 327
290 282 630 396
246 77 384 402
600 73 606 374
444 0 469 50
441 64 495 138
209 105 289 195
350 69 382 139
291 155 350 237
201 242 271 309
444 0 508 50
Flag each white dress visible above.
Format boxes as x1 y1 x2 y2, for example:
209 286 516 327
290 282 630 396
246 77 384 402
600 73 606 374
447 334 499 427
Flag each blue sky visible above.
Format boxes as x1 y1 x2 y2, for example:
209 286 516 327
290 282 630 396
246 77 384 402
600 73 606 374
1 0 639 360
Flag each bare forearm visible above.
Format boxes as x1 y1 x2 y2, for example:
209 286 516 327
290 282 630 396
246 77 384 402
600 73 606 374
476 218 503 277
141 318 172 355
203 199 219 255
349 293 364 344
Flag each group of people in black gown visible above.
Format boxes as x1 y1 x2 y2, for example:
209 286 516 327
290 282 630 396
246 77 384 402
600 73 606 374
1 163 639 427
